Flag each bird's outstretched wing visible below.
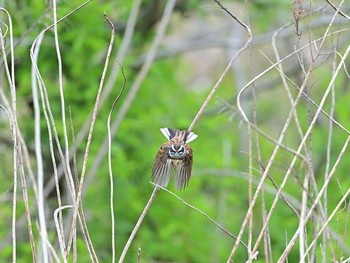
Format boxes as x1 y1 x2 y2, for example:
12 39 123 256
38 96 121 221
152 143 171 187
174 146 193 190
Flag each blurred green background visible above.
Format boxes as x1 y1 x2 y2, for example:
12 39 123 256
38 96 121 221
1 0 350 262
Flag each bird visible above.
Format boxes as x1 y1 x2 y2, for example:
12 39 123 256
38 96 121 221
152 128 198 190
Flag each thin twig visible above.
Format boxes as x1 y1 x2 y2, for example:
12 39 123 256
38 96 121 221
30 25 68 263
188 0 252 133
69 111 99 262
118 187 159 263
298 135 350 261
194 2 252 260
51 0 76 220
325 0 350 20
243 1 255 259
31 26 49 263
137 248 141 263
323 47 338 261
231 6 347 259
108 63 126 263
30 0 93 204
43 0 140 206
67 12 116 255
196 167 349 254
151 183 251 251
132 11 349 67
54 205 72 263
69 109 78 263
279 36 350 263
117 1 177 261
88 0 176 178
256 29 348 263
259 162 300 218
29 2 93 261
0 9 37 262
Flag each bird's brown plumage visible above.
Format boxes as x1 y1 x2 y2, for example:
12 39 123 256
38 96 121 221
151 128 197 190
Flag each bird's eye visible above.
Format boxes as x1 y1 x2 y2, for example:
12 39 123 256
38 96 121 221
170 145 177 154
178 146 185 154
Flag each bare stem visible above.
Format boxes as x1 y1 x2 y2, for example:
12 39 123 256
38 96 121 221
108 64 126 263
67 12 116 255
188 0 252 133
118 187 159 263
152 183 251 252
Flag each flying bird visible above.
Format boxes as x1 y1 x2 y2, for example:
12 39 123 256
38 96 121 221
152 128 198 190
